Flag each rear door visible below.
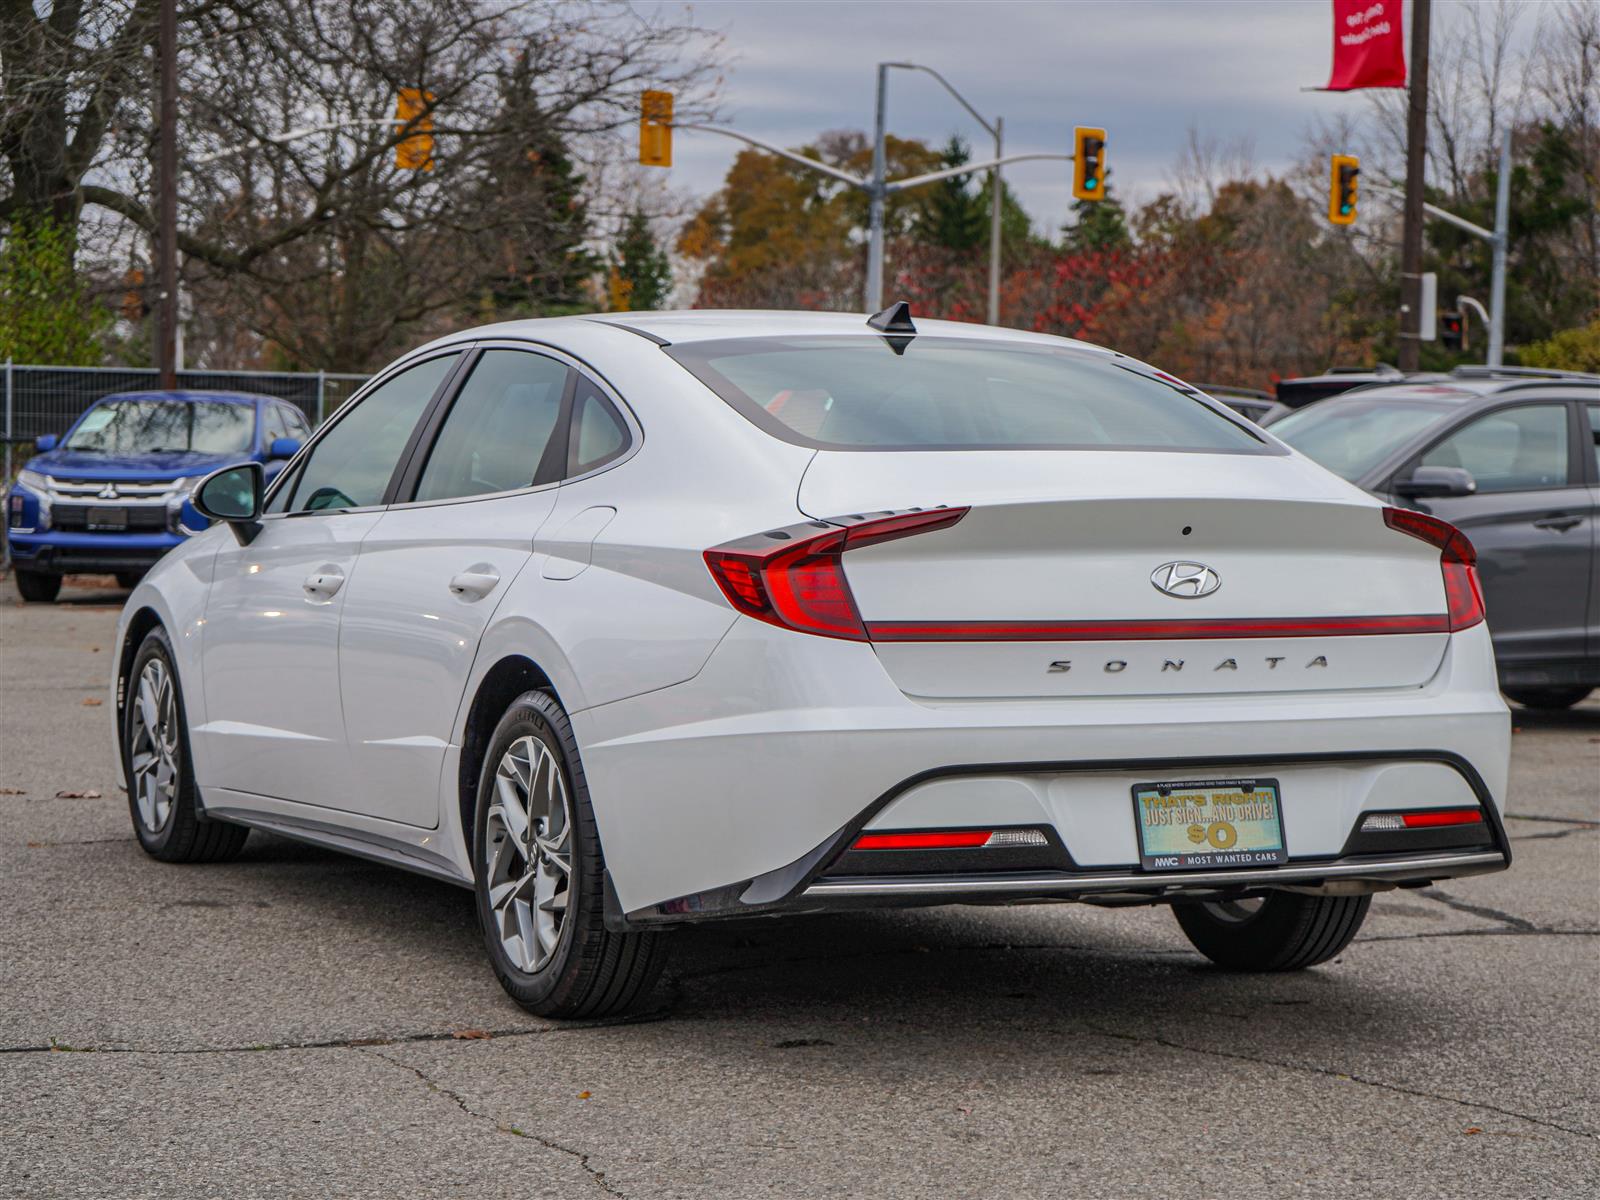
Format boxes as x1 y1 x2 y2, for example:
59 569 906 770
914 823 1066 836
334 346 572 827
1587 403 1600 665
1395 400 1591 672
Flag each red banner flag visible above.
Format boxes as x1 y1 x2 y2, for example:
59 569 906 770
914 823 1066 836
1324 0 1407 90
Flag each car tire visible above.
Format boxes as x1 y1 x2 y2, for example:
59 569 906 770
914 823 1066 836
123 626 249 863
1502 686 1592 711
1172 893 1370 971
14 569 61 603
115 570 145 590
473 689 667 1019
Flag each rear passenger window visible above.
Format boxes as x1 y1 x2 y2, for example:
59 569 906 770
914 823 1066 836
569 379 630 475
414 350 569 502
1420 405 1570 493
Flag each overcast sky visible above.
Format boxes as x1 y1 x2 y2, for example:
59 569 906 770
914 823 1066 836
668 0 1401 232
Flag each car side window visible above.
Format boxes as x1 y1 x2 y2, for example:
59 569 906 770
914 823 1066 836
1419 404 1571 493
283 406 312 440
277 353 459 513
569 377 630 476
1588 404 1599 477
413 350 570 503
262 405 288 445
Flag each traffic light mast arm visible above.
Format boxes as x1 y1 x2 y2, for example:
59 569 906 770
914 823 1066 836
884 152 1075 193
1367 179 1497 242
195 118 405 165
671 123 870 188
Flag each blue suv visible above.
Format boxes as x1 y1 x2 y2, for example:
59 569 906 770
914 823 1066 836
6 390 310 602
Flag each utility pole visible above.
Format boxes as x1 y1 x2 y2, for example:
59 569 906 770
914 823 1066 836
156 0 179 389
1397 0 1432 371
1488 127 1510 367
989 116 1003 327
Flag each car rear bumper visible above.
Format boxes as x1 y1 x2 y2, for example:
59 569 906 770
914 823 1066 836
573 619 1512 921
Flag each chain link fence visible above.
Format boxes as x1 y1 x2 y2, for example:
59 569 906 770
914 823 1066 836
2 361 368 567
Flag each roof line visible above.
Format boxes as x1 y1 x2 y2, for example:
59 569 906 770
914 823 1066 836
584 318 670 347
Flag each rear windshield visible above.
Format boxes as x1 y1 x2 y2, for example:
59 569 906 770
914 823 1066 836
666 336 1270 453
1271 398 1452 482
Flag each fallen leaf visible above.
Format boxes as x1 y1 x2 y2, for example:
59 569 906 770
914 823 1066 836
578 1091 591 1100
0 787 25 796
90 646 101 653
1463 1127 1483 1136
82 697 103 707
54 789 103 799
26 841 44 848
451 1029 492 1040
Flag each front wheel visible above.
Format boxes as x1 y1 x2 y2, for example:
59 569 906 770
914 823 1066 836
14 569 61 603
123 626 249 863
1503 686 1592 711
1173 893 1370 971
473 690 667 1018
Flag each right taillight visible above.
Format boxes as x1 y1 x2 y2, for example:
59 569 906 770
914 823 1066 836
1383 507 1485 631
704 507 968 640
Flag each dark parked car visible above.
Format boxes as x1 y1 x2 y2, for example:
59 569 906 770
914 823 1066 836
1195 384 1291 426
1271 367 1600 709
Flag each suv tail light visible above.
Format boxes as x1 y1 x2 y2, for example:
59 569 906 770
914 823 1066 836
1383 507 1485 631
704 507 968 640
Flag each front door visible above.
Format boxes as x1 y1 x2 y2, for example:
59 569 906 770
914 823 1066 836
1407 401 1591 671
336 348 571 826
194 351 460 809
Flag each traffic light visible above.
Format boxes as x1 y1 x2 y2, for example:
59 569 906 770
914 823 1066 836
640 90 673 167
1440 310 1465 351
395 88 435 171
1329 154 1359 224
1073 127 1106 201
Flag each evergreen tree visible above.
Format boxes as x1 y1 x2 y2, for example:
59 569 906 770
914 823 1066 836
1062 171 1132 253
611 209 672 311
923 136 988 251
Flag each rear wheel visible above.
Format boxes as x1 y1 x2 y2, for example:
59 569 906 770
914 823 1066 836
1503 685 1591 711
473 690 666 1018
1173 892 1370 971
123 626 249 863
14 569 61 603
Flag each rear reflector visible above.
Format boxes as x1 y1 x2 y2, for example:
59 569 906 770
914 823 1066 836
1382 507 1485 631
1361 808 1484 832
851 828 1049 851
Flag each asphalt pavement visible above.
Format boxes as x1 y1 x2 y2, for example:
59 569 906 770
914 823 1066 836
2 575 1596 1198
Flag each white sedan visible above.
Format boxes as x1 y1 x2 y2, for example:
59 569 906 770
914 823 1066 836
111 307 1512 1017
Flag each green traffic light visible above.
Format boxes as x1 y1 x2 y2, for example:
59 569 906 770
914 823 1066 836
1086 177 1099 190
1340 204 1351 215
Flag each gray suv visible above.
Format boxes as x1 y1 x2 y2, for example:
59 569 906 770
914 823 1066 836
1272 368 1599 709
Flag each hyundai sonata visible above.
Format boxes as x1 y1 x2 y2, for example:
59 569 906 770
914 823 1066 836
111 306 1512 1017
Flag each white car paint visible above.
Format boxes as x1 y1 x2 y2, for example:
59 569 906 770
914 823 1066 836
111 310 1512 923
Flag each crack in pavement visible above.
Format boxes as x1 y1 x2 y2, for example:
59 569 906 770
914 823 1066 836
1504 812 1600 826
1083 1026 1598 1141
363 1046 625 1196
1357 927 1598 945
1417 886 1538 932
1510 825 1599 842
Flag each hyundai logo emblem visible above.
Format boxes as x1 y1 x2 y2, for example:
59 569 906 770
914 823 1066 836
1151 561 1220 598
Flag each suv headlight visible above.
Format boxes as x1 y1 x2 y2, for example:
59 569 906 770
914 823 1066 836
16 469 49 493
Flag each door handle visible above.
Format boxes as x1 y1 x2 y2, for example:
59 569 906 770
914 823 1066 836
1532 514 1582 532
448 566 500 600
303 568 345 599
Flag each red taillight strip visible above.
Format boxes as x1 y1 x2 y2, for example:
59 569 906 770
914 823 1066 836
1383 507 1485 631
866 613 1450 642
852 830 994 850
1402 808 1484 828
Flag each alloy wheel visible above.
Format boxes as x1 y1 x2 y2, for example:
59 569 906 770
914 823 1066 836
129 658 180 833
485 735 574 973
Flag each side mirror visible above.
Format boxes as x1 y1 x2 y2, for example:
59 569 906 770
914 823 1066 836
192 462 264 543
1393 465 1477 500
268 436 302 460
35 434 58 452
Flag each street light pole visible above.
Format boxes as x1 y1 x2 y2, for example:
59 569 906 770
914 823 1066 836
865 64 890 313
989 116 1003 327
1488 128 1510 367
1397 0 1432 371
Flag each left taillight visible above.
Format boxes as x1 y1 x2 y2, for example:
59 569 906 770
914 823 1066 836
704 507 968 640
1382 507 1485 631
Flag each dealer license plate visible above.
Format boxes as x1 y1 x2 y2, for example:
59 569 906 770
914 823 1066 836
1131 778 1287 871
86 505 128 531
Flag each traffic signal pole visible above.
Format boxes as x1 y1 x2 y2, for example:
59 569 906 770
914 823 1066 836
1397 0 1431 372
1488 127 1510 367
156 0 178 389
